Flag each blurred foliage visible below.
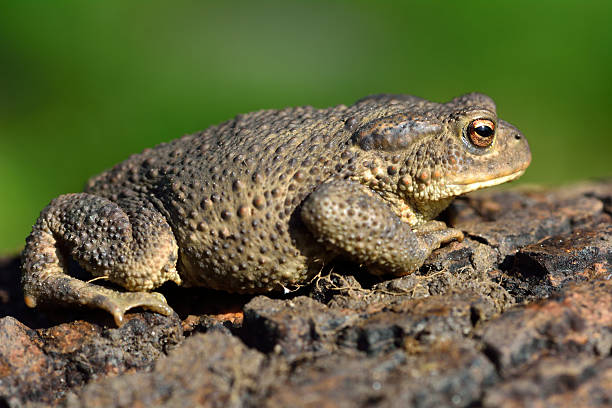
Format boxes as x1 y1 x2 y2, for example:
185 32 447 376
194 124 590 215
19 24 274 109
1 0 611 254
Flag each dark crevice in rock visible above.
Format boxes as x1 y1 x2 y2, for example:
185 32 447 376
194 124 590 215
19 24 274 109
498 253 515 272
481 343 503 376
464 233 492 247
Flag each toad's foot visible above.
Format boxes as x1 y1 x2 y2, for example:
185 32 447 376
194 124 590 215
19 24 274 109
415 222 464 244
24 279 172 326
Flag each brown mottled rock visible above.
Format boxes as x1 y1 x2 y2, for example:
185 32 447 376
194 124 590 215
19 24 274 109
243 295 359 360
63 331 278 408
451 190 607 257
344 293 497 352
243 289 498 359
0 317 59 405
483 356 612 408
514 223 612 296
481 279 612 376
0 312 183 405
1 181 611 407
265 340 497 408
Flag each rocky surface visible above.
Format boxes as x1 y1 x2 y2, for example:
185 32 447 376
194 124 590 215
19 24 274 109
1 181 611 407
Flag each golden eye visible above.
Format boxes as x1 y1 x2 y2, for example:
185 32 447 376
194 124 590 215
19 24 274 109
467 119 495 147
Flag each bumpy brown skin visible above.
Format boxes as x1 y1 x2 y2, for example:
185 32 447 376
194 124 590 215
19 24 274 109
22 93 531 325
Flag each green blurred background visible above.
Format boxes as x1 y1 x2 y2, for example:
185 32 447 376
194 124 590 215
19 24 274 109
1 1 611 255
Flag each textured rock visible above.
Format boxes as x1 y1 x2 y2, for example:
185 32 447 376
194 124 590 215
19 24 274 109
483 356 612 408
243 295 359 359
481 279 612 376
265 340 497 408
62 332 275 408
0 317 59 405
0 313 183 405
514 223 612 296
1 181 611 407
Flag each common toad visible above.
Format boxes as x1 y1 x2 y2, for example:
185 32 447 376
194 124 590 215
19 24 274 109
22 93 531 325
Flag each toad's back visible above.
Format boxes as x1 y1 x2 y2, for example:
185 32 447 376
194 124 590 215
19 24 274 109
84 103 372 292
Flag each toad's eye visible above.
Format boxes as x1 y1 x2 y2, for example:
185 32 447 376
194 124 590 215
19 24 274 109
467 119 495 147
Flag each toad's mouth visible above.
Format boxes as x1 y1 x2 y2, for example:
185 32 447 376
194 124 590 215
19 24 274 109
448 169 527 195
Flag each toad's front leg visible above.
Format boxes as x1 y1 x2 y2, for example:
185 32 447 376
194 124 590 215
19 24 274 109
21 193 181 325
301 180 463 276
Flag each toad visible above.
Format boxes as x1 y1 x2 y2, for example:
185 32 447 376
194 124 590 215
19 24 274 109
21 93 531 325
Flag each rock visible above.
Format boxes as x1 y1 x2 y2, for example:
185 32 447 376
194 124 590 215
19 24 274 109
481 279 612 376
482 356 612 408
265 340 497 408
1 181 611 407
242 295 359 360
0 316 60 405
514 222 612 296
0 313 183 405
62 331 276 408
336 291 497 355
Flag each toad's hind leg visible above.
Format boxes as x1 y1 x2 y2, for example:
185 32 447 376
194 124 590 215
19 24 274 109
21 193 181 326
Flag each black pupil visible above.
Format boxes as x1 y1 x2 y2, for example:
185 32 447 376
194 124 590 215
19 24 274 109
474 125 494 137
